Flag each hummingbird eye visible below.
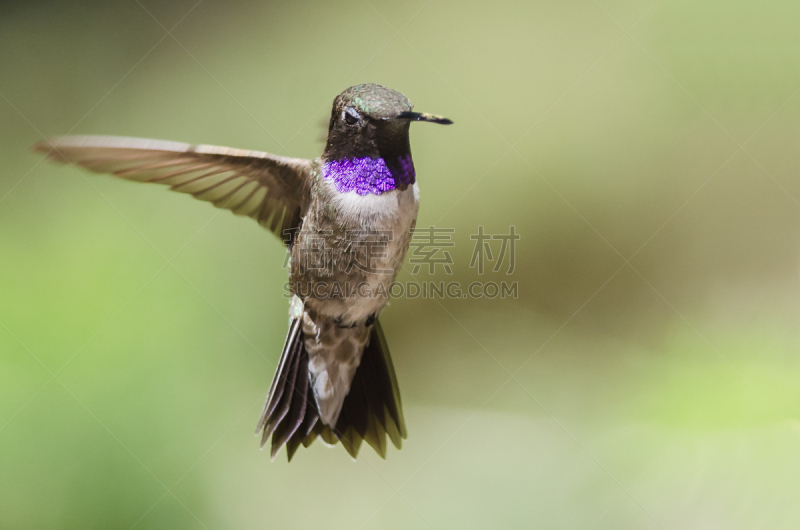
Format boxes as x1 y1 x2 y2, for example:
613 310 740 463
343 107 360 126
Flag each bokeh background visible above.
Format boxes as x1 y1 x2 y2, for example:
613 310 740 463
3 0 800 528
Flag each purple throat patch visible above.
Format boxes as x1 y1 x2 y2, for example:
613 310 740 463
323 155 415 196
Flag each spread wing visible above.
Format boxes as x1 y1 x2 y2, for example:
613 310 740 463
33 135 315 241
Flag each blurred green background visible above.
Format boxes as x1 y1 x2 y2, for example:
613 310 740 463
3 0 800 528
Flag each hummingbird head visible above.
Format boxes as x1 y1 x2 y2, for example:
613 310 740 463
323 84 451 161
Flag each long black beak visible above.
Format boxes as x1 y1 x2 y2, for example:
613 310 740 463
395 111 453 125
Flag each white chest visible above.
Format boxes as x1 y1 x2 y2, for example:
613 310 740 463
329 182 420 232
324 182 420 322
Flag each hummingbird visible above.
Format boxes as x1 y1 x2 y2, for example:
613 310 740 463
33 83 452 461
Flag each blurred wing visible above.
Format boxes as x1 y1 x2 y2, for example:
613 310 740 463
33 135 314 241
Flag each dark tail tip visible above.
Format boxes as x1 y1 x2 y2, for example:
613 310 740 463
257 318 406 461
334 319 407 458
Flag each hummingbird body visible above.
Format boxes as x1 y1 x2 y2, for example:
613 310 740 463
295 162 419 324
293 165 419 427
33 83 451 460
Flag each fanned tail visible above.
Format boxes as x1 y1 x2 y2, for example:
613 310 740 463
257 318 407 461
256 318 314 460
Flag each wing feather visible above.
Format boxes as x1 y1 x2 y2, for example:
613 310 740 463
33 135 314 242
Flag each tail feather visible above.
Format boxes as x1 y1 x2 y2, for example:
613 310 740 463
299 399 320 448
384 404 404 449
368 321 407 439
271 341 309 458
367 413 387 458
257 317 406 460
256 319 300 434
270 340 300 435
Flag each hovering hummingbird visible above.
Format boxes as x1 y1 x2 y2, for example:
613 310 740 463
33 84 452 461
